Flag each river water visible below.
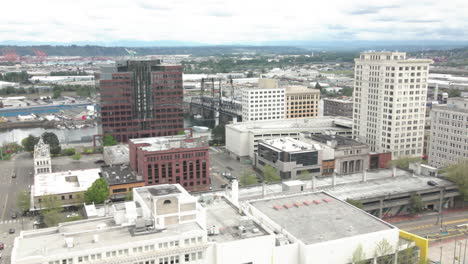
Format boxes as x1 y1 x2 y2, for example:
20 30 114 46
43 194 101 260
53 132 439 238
0 117 210 145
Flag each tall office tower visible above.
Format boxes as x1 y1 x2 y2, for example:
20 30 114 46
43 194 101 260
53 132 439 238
99 60 184 142
428 98 468 168
352 52 432 158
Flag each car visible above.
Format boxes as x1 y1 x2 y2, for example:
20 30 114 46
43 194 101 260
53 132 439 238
220 184 228 189
427 180 438 186
9 228 15 234
0 242 4 250
94 160 105 164
12 173 16 178
11 213 17 219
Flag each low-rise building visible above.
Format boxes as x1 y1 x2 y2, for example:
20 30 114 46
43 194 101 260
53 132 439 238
101 165 145 200
285 85 320 119
129 135 210 192
103 145 130 166
226 116 353 161
323 97 353 118
301 134 370 175
255 137 322 180
31 168 101 210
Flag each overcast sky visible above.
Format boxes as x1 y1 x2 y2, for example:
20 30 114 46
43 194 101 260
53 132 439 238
1 0 467 44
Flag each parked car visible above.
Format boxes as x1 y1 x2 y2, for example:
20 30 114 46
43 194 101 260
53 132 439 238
11 212 17 219
0 242 4 250
427 180 438 186
9 228 15 234
94 160 105 164
220 184 228 189
12 173 16 178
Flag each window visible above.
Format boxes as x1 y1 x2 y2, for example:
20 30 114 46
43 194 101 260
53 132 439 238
163 199 172 204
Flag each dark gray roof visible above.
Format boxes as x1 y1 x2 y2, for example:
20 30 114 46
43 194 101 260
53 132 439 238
147 185 181 196
308 134 366 147
101 165 143 186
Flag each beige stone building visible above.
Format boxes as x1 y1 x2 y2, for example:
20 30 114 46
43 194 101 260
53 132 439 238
285 85 320 119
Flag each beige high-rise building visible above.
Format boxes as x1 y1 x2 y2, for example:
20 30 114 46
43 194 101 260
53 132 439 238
429 98 468 168
285 85 320 119
352 51 432 158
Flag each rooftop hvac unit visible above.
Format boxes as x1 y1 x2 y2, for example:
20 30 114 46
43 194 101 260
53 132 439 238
209 225 219 235
65 237 74 248
93 234 99 243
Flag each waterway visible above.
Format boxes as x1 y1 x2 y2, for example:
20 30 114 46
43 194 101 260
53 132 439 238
0 117 212 145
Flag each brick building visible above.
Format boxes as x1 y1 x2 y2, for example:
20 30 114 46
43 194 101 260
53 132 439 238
99 60 184 142
323 98 353 118
129 136 210 191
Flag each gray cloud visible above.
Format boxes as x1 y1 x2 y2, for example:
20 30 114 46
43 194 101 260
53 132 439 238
347 5 399 15
207 11 234 17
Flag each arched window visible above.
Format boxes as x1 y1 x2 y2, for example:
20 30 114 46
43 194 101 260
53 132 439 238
163 200 172 205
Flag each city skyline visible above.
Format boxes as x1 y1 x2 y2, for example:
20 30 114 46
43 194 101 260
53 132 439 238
1 0 468 45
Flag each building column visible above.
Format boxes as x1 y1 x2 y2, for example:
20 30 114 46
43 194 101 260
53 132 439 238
379 199 384 218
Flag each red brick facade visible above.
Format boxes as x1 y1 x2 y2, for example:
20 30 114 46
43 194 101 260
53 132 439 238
129 137 210 192
100 60 184 142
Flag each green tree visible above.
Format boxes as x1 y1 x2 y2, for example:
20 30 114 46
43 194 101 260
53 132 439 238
297 170 311 180
21 135 39 152
16 190 31 214
263 164 281 183
211 125 225 145
177 130 186 135
346 198 363 209
341 87 353 97
351 244 366 264
103 134 118 146
40 195 64 227
62 148 76 156
408 193 423 215
448 89 461 98
445 159 468 200
374 238 394 264
52 86 62 99
125 191 133 201
41 132 61 155
388 156 424 169
71 153 82 161
84 178 110 205
315 82 322 89
239 170 257 186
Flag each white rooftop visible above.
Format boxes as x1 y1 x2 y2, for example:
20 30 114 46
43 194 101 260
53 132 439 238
129 135 207 152
33 168 101 197
228 116 352 132
262 137 320 152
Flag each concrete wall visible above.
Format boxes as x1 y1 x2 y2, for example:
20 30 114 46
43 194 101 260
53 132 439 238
225 126 249 158
210 234 276 264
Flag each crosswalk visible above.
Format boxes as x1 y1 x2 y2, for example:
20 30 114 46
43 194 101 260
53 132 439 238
0 219 20 225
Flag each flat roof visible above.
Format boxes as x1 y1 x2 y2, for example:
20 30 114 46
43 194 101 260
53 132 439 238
129 135 208 152
33 168 101 197
202 196 268 243
101 165 143 186
103 145 129 165
14 218 203 260
227 116 353 132
261 137 319 152
306 134 367 148
250 192 393 245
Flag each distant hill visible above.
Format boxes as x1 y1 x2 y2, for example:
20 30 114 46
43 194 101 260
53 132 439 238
0 45 309 57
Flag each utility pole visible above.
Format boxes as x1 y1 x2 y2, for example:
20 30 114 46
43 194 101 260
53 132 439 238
463 235 467 264
454 238 458 264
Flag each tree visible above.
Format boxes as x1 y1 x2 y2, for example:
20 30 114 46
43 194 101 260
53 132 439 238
448 89 461 98
297 170 311 180
21 135 39 152
17 190 31 214
388 156 424 169
40 195 64 227
445 159 468 200
71 153 82 161
374 238 394 264
341 87 353 97
52 86 62 99
408 193 423 215
239 170 257 186
84 178 110 205
41 132 61 155
125 191 133 201
346 198 363 209
211 125 226 145
263 165 281 183
103 134 118 146
315 82 322 89
351 244 366 264
62 148 76 156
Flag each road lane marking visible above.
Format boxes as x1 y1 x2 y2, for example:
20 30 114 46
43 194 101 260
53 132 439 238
1 193 9 220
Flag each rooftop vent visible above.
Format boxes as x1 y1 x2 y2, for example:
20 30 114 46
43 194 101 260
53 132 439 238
65 237 74 248
322 198 332 203
303 201 312 206
313 200 321 204
283 204 292 209
93 234 99 243
273 205 282 210
294 202 302 207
